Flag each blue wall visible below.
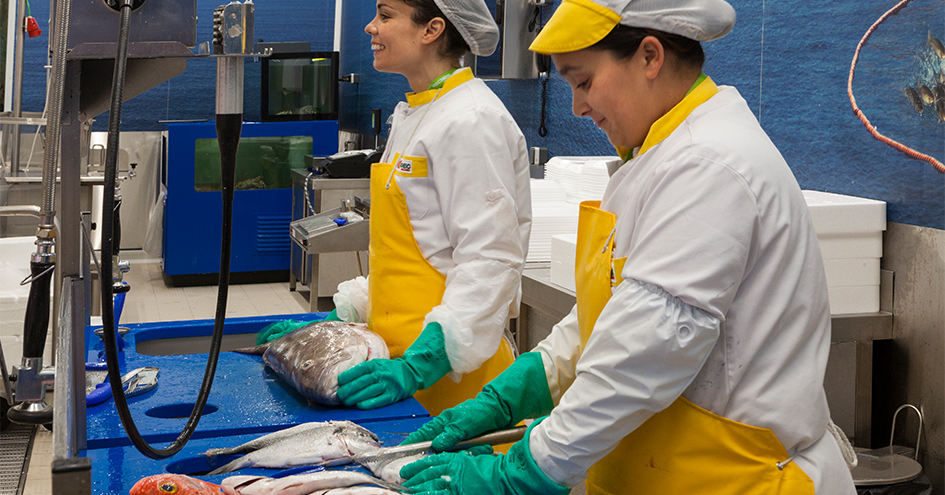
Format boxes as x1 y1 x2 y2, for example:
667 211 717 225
20 0 335 131
18 0 945 229
340 0 945 230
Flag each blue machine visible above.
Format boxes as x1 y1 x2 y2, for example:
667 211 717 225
163 121 338 284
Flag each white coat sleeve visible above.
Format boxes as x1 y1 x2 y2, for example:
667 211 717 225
532 305 582 403
423 107 531 375
529 278 721 487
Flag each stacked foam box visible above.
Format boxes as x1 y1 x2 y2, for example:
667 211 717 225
550 233 578 291
802 190 887 315
528 157 615 263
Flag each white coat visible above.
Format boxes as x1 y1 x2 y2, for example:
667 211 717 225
529 86 856 494
379 70 532 374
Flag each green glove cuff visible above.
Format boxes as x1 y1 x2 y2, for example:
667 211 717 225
481 352 554 426
401 322 453 390
503 417 570 495
323 308 342 321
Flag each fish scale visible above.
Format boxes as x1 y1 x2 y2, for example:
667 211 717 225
234 321 389 406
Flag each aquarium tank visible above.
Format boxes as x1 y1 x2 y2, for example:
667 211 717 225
261 51 339 122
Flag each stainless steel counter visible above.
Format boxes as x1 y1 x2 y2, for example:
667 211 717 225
515 265 894 447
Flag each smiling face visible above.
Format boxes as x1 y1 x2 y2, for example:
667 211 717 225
553 37 669 150
365 0 427 75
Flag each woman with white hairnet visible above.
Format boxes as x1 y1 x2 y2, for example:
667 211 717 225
329 0 531 416
397 0 858 493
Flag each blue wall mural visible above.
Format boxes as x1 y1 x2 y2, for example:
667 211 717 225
340 0 945 230
19 0 335 132
16 0 945 229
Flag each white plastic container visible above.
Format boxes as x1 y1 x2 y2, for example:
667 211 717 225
550 234 578 292
802 190 887 315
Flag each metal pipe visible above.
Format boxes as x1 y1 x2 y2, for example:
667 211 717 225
10 0 26 175
39 0 74 232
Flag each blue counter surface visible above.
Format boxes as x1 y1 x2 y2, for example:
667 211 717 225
83 416 433 494
85 314 428 451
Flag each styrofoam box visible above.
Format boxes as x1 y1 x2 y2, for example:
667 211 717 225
827 285 880 315
816 231 883 259
802 190 886 234
823 258 881 287
550 234 578 292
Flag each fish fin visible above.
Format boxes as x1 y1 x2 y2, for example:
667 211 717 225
207 457 250 476
232 343 269 355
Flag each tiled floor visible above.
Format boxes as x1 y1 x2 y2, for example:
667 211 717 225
18 254 311 495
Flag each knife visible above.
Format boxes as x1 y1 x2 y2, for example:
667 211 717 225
354 426 527 465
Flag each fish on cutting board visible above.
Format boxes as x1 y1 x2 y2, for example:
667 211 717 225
234 321 389 406
203 421 381 475
360 453 427 484
221 470 405 495
129 474 236 495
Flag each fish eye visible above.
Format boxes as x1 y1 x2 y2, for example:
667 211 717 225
159 482 179 494
300 360 314 370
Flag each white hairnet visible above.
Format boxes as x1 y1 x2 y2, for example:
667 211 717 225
619 0 736 42
432 0 500 57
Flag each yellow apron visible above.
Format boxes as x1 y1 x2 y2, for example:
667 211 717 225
575 201 814 495
367 158 515 416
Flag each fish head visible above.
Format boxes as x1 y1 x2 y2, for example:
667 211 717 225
129 474 228 495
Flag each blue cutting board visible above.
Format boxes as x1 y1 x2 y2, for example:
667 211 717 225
85 314 428 450
82 416 434 495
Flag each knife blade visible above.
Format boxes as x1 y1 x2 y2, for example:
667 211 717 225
354 426 527 465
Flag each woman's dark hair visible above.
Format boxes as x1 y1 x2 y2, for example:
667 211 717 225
593 25 705 72
402 0 470 60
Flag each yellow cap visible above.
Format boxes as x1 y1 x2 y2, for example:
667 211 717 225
529 0 622 55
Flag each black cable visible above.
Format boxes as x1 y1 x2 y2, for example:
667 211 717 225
538 73 549 137
99 0 228 459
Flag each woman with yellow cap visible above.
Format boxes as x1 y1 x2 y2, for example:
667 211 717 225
397 0 858 494
327 0 529 416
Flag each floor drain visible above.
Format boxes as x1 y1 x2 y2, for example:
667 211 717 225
0 423 36 495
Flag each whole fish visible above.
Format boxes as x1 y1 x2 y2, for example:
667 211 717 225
235 321 389 406
130 474 236 495
928 30 945 59
204 421 381 475
936 98 945 121
933 82 945 102
904 87 923 113
221 471 404 495
917 83 935 104
309 488 402 495
361 453 427 484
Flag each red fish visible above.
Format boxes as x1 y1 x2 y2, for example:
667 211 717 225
129 474 237 495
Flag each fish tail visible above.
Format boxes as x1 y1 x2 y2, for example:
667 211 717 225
207 457 250 476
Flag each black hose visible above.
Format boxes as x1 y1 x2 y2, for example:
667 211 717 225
21 262 55 359
98 0 229 459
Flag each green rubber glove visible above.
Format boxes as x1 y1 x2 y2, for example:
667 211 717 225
322 308 343 321
402 351 553 452
335 322 452 409
255 320 308 345
255 311 340 345
400 418 569 495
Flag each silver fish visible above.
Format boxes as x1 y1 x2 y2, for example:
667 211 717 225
204 421 381 475
928 31 945 58
310 488 403 495
936 99 945 121
904 87 923 113
235 321 389 406
361 453 427 484
918 83 935 104
222 471 404 495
